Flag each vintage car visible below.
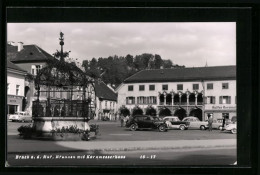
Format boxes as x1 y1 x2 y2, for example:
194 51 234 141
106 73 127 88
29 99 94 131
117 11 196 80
205 119 223 130
125 115 168 132
163 116 190 130
182 116 208 130
224 122 237 134
9 111 32 122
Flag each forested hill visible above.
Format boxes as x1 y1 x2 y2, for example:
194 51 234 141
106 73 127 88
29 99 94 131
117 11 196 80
82 53 185 88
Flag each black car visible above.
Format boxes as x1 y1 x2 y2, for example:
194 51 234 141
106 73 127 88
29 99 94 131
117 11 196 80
125 115 168 132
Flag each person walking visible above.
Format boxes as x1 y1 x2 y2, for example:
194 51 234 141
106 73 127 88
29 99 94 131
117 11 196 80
221 116 226 131
208 115 213 131
120 114 124 127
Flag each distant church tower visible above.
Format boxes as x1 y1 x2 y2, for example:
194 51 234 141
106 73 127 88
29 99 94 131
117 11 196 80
205 60 208 67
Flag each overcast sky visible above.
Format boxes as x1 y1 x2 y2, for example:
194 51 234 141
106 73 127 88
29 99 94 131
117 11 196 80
7 23 236 67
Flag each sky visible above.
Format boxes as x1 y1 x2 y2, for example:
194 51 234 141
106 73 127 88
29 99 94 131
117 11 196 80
7 22 236 67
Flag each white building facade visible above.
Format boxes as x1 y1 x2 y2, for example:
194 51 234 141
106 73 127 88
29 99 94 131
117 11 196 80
116 66 236 121
7 61 27 114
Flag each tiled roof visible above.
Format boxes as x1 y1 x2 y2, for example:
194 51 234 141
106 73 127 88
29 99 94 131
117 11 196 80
7 44 54 62
95 80 117 101
7 60 27 73
124 66 236 83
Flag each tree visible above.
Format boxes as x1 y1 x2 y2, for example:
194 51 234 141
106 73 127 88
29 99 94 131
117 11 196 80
125 54 134 67
154 54 163 69
163 59 173 68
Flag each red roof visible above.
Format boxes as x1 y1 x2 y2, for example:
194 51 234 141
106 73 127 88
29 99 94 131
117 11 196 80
124 66 236 83
7 44 54 63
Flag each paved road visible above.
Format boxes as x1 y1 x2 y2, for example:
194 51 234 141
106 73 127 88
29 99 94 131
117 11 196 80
8 121 236 141
7 147 236 166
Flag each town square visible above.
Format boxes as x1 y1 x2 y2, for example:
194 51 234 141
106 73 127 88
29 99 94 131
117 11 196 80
6 23 237 166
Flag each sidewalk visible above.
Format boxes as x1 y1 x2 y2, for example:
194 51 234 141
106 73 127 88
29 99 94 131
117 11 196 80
8 138 236 154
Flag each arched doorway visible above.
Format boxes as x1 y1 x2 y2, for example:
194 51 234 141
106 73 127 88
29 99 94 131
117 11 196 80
166 94 172 105
190 108 203 121
159 94 164 105
197 93 203 105
145 106 157 116
174 108 187 120
181 94 187 105
174 94 179 105
132 107 143 116
159 107 171 117
189 93 195 105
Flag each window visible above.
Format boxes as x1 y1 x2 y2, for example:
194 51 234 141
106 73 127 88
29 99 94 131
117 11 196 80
177 84 183 90
139 85 145 91
137 96 147 104
219 96 231 104
149 85 155 91
207 83 213 90
193 84 199 90
222 83 229 89
126 97 135 104
16 85 20 95
31 65 36 75
128 85 134 91
162 84 168 90
207 96 215 104
105 101 107 108
7 83 10 94
36 65 42 74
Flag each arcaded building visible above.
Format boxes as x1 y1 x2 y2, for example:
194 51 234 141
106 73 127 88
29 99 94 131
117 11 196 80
116 66 236 121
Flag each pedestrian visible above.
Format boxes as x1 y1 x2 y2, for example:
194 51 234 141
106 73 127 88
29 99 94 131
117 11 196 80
120 114 124 127
125 115 130 125
221 116 226 131
208 115 213 131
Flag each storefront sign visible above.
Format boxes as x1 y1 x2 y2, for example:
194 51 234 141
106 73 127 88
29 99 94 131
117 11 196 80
212 106 236 110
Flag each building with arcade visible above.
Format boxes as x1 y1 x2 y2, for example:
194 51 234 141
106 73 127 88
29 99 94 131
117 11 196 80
116 66 236 121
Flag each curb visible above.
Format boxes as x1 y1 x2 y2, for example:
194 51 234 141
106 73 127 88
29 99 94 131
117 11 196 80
8 144 236 154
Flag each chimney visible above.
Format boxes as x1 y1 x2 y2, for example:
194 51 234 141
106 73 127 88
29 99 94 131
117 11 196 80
18 42 24 52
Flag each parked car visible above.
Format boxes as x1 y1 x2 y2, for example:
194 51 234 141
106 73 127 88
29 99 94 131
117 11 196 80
224 122 237 134
205 119 223 130
9 111 32 122
163 116 190 130
125 115 168 132
182 116 208 130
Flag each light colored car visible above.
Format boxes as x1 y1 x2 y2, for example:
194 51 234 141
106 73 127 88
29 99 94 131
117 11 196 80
9 112 32 122
224 123 237 134
163 116 190 130
182 116 208 130
206 119 223 130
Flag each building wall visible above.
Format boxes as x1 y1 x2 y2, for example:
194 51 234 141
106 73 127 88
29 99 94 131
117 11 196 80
95 98 117 120
13 62 47 74
7 70 25 113
117 79 236 120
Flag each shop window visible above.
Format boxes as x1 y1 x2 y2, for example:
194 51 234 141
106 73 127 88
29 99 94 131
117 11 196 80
149 85 155 91
222 83 229 89
162 84 168 90
128 85 134 91
207 83 213 90
193 84 199 90
139 85 145 91
177 84 183 90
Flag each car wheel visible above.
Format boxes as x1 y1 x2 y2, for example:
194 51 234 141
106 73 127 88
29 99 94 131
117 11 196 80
130 124 137 131
200 125 206 130
231 128 237 134
218 126 222 130
179 125 185 130
158 125 166 132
